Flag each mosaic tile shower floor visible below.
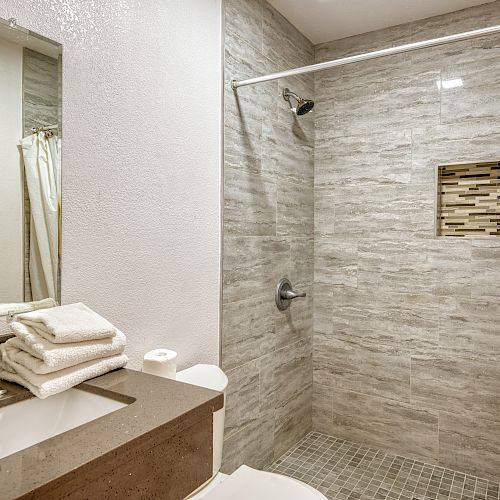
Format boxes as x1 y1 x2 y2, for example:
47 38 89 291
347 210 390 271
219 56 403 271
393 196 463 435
267 432 500 500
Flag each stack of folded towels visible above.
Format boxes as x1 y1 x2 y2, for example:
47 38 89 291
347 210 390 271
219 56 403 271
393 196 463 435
0 303 128 399
0 298 58 340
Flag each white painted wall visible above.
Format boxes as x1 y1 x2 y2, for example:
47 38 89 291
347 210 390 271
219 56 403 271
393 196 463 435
0 39 23 302
0 1 222 369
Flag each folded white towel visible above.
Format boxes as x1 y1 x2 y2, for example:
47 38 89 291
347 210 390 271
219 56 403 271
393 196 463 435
16 303 116 344
0 298 57 317
0 343 127 399
6 323 126 374
0 318 11 338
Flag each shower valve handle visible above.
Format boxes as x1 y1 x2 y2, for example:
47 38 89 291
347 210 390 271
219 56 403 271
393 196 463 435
281 289 306 300
275 278 306 310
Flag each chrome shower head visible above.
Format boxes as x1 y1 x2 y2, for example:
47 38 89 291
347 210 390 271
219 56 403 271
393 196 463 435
283 88 314 116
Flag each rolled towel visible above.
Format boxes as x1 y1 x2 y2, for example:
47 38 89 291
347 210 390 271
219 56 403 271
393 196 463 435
16 303 115 343
0 343 128 399
0 298 57 317
6 323 126 374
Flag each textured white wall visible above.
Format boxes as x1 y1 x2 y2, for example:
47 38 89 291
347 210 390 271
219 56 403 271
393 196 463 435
0 40 23 302
0 1 222 369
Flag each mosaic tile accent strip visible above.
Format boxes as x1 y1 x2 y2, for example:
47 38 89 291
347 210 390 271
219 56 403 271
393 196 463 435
438 161 500 237
267 432 500 500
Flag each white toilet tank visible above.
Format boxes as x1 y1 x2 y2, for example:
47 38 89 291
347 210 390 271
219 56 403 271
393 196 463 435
176 364 228 475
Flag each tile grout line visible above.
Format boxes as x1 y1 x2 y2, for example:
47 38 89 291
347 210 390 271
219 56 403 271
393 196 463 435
330 444 371 497
349 448 384 497
396 461 418 499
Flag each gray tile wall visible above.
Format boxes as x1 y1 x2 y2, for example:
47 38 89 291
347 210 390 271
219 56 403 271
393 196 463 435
222 0 315 473
313 1 500 482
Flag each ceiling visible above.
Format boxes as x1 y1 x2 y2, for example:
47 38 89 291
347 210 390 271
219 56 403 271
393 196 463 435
267 0 495 44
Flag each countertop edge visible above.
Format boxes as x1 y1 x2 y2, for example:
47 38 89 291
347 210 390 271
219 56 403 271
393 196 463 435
0 368 224 499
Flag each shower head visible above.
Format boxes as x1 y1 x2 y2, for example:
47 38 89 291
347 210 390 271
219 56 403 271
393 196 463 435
283 88 314 116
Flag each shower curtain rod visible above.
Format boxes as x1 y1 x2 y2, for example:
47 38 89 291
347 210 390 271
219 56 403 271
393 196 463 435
231 24 500 89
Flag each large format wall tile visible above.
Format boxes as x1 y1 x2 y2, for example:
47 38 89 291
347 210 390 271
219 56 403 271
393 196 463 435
224 34 278 177
326 387 439 462
222 340 313 471
224 166 277 237
274 384 312 458
277 179 314 237
438 296 500 359
313 282 333 336
411 120 500 184
273 340 313 457
262 118 313 187
440 52 500 125
224 359 264 438
273 339 312 409
329 287 439 355
289 237 313 286
222 295 275 371
223 236 290 304
315 22 411 62
409 2 500 43
315 130 412 187
262 0 313 69
318 66 440 138
223 416 275 474
313 330 411 403
223 0 314 472
471 240 500 299
410 354 500 422
439 411 500 482
357 239 472 296
313 1 500 481
321 184 435 238
312 383 333 434
314 239 358 286
225 0 263 52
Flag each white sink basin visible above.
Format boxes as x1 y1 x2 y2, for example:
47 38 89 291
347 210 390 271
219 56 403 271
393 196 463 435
0 388 127 459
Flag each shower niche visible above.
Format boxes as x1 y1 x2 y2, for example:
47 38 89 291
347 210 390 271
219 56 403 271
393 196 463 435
437 161 500 237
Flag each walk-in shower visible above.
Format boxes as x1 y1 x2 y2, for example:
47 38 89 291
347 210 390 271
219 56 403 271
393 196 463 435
223 0 500 497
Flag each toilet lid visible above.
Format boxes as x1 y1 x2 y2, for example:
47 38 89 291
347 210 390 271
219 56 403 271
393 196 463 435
200 465 327 500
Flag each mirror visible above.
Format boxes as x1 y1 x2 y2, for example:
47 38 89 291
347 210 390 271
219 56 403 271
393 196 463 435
0 17 62 309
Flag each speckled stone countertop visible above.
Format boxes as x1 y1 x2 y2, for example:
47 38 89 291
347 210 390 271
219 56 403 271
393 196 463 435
0 368 224 499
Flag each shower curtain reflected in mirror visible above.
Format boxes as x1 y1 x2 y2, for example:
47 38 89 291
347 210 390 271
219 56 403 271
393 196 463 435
20 132 60 301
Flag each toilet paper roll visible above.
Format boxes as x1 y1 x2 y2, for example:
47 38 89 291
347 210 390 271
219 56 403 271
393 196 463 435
142 349 177 379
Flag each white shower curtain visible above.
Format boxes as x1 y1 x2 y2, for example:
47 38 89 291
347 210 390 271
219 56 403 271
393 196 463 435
20 132 61 301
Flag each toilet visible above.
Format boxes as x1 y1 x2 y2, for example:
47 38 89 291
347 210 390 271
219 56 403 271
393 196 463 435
176 364 327 500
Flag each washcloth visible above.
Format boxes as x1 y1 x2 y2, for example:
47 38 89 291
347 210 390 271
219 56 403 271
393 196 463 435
16 303 116 343
0 343 127 399
0 298 57 317
6 323 126 374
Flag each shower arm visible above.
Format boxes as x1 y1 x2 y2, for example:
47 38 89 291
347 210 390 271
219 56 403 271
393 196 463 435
231 24 500 89
282 88 300 113
283 89 300 103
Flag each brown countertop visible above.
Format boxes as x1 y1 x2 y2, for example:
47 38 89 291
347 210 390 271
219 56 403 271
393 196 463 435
0 368 223 499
